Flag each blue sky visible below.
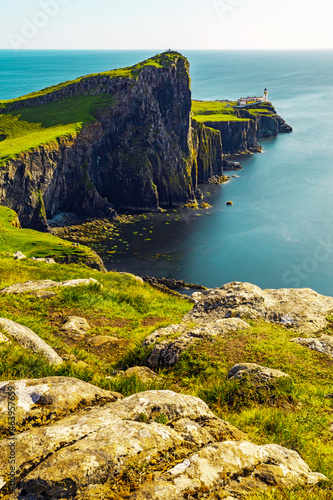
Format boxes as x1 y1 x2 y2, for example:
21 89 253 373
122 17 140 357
1 0 332 50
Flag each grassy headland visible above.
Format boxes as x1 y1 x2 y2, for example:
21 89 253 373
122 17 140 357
0 206 101 266
0 51 186 166
0 52 184 109
192 100 249 122
0 94 116 166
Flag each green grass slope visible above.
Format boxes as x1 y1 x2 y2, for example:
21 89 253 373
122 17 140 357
0 51 186 166
0 94 116 166
192 100 249 122
0 246 332 498
0 206 100 265
0 253 332 499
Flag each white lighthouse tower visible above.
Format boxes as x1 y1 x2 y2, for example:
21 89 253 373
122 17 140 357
263 88 268 102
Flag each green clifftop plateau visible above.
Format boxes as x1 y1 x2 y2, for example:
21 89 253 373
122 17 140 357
0 52 290 230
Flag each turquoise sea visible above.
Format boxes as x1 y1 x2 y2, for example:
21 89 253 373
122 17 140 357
1 50 333 294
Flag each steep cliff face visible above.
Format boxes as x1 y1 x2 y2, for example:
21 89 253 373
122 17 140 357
196 103 292 155
202 119 260 155
191 121 223 185
0 52 224 229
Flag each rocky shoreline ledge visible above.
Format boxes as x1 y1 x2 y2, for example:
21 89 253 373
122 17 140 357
0 276 332 499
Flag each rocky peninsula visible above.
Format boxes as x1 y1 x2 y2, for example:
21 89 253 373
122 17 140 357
0 51 291 231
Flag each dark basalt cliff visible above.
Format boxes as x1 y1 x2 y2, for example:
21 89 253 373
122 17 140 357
0 53 224 230
0 53 291 230
199 103 292 155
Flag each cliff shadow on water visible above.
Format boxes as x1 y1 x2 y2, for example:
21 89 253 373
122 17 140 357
0 51 291 234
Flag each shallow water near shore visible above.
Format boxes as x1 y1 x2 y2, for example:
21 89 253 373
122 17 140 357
1 49 333 294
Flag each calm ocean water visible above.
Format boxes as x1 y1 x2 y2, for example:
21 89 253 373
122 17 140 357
1 50 333 294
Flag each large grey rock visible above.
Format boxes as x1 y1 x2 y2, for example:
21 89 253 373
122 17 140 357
0 376 122 437
132 441 326 500
189 282 333 336
0 318 63 366
145 318 250 369
0 387 325 499
291 335 333 358
0 278 99 295
0 389 245 499
228 363 290 382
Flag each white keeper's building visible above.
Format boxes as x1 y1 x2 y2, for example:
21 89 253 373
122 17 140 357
237 88 268 106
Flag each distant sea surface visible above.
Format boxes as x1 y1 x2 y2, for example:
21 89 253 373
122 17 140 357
1 49 333 295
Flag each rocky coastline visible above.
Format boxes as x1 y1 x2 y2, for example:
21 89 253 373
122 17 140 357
0 52 291 232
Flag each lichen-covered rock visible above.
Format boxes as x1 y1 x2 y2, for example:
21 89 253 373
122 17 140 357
145 318 250 369
131 441 326 500
0 390 244 499
0 376 122 437
0 387 325 499
60 316 91 339
291 335 333 358
0 318 63 366
0 278 99 295
228 363 290 382
189 282 333 336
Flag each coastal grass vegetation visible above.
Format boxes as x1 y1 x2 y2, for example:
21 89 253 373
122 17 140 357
0 51 184 109
192 99 249 122
0 51 186 164
0 94 116 164
0 223 332 498
0 206 99 264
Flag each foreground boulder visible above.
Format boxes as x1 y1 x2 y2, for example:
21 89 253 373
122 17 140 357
132 441 326 500
0 376 122 436
0 318 63 366
0 387 325 499
189 282 333 335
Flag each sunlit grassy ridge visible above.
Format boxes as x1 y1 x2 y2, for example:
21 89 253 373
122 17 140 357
0 206 99 264
0 52 185 108
0 94 116 166
0 51 186 166
192 99 250 122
